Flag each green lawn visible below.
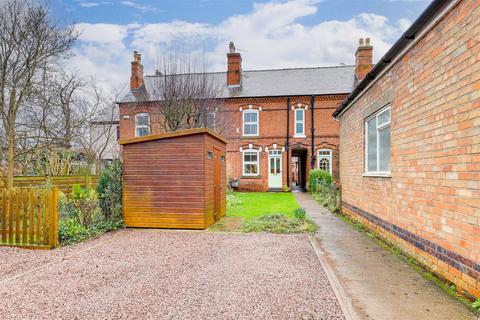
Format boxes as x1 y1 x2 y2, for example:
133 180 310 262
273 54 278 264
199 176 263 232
227 192 300 221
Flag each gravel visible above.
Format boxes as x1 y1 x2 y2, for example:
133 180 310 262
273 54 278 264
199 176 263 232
0 229 344 320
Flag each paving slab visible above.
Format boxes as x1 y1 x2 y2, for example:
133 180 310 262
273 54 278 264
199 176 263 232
0 229 344 320
295 192 477 320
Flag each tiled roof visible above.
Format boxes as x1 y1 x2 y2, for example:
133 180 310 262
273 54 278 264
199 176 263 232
119 65 356 103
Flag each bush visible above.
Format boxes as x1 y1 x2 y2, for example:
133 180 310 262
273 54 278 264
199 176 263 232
309 169 333 193
473 299 480 310
293 207 306 219
58 219 91 245
96 160 122 221
227 193 242 207
241 214 317 234
70 184 99 228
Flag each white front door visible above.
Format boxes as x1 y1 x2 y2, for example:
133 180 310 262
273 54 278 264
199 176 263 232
268 150 282 189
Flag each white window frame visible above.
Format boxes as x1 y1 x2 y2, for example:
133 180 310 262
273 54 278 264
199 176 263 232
242 149 260 176
364 105 391 176
294 108 306 137
242 109 259 137
135 113 150 137
317 149 332 175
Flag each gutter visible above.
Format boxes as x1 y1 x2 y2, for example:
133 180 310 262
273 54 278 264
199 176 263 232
332 0 460 119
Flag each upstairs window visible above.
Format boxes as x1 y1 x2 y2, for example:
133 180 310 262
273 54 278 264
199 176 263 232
135 113 150 137
317 149 332 174
243 109 259 136
365 105 391 175
294 108 305 137
243 150 259 176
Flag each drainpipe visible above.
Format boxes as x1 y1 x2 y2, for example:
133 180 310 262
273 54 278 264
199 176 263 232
286 97 290 188
310 95 315 169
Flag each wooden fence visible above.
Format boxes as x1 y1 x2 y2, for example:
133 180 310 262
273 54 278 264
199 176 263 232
1 175 99 194
0 188 59 249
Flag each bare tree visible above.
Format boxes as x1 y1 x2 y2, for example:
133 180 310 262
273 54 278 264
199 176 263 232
0 0 77 188
149 51 222 132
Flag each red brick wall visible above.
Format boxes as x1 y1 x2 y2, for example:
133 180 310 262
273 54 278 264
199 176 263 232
119 94 345 191
338 0 480 299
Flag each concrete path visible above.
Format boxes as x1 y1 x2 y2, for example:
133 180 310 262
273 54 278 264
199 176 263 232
295 192 477 320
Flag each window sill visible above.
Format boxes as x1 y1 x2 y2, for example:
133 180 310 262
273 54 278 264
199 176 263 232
293 134 306 138
363 172 392 178
241 175 262 179
242 135 259 138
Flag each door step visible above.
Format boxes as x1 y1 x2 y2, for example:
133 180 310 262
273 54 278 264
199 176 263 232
268 188 283 192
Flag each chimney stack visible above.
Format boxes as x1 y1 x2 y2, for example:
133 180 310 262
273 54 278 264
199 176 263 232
355 37 373 82
227 42 242 87
130 51 144 90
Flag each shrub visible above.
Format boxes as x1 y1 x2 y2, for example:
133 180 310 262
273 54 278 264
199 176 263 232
473 299 480 310
58 219 90 245
58 191 76 219
293 207 306 219
70 184 99 227
309 169 333 193
227 193 242 207
96 160 123 221
241 214 317 234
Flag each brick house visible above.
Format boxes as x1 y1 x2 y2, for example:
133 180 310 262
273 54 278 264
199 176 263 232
333 0 480 299
118 42 373 191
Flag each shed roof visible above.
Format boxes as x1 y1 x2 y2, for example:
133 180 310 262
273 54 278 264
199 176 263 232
118 128 228 145
119 65 356 103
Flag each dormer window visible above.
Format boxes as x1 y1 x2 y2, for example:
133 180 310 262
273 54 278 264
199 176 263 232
243 109 259 136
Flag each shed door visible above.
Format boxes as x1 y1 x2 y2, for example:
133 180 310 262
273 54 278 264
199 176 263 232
213 148 222 220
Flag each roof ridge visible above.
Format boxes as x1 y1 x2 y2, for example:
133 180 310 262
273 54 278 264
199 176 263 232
144 64 355 77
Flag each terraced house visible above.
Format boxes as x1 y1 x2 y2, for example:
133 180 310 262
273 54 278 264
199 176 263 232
118 41 374 191
334 0 480 299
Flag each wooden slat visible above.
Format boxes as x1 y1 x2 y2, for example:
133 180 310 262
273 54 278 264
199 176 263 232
22 189 27 244
1 189 6 242
15 190 20 242
29 190 34 243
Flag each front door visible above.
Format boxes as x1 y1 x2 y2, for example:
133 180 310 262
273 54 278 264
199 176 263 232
268 150 282 189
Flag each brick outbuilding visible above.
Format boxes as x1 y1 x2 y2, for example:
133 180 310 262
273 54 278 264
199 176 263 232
334 0 480 299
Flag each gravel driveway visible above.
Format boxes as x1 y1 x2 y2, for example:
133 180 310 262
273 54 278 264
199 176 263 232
0 229 344 320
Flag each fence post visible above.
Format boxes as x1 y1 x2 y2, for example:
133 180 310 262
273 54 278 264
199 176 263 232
1 189 6 243
52 188 59 247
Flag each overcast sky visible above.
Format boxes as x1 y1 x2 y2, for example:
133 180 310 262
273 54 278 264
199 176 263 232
51 0 431 92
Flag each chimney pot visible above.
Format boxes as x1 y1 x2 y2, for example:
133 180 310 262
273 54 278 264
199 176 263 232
227 41 242 87
355 38 373 82
130 51 144 90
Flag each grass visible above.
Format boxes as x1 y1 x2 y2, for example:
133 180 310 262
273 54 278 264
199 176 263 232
211 192 317 234
227 192 300 221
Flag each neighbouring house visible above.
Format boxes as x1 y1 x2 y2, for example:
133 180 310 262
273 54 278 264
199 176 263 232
333 0 480 299
117 42 374 191
89 107 120 163
119 128 227 229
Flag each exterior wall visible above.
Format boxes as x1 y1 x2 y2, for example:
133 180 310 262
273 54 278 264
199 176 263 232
204 134 227 226
338 0 480 299
122 134 207 229
119 94 344 191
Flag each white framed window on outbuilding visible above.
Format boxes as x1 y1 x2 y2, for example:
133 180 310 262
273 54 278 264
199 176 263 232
365 105 391 176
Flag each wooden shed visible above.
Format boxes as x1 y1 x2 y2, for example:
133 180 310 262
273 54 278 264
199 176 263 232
119 128 227 229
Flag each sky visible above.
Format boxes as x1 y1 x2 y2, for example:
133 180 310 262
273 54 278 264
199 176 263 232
51 0 431 92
